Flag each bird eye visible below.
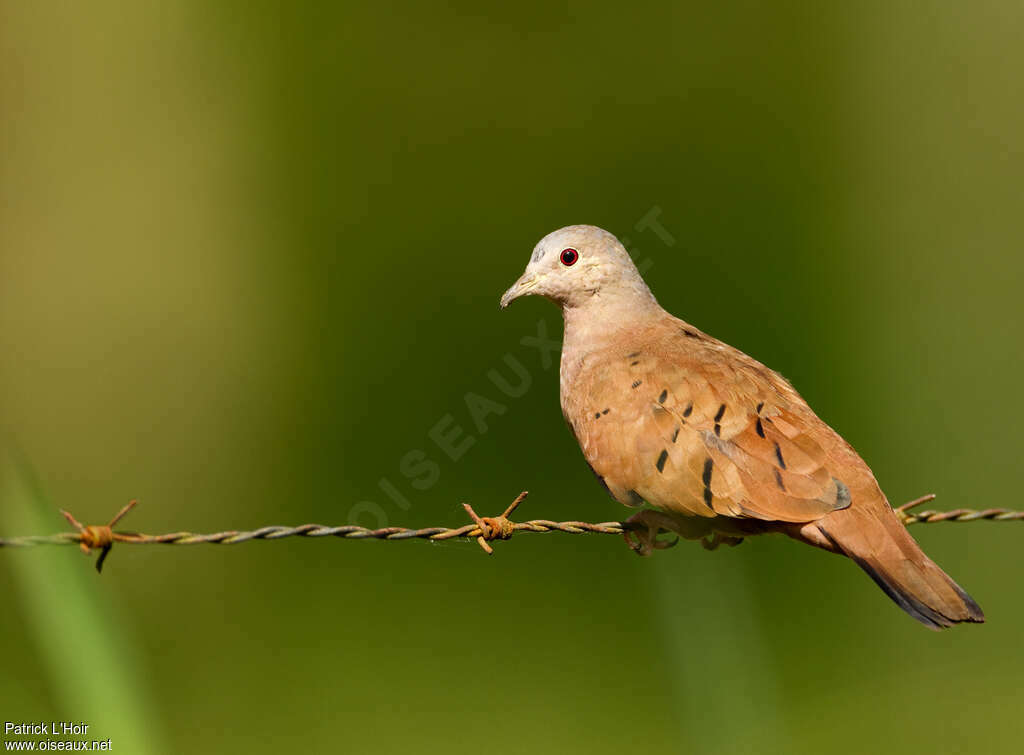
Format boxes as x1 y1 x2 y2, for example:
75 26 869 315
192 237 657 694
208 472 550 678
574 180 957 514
560 248 579 266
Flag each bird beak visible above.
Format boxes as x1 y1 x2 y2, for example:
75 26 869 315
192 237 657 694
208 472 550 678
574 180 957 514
500 272 539 309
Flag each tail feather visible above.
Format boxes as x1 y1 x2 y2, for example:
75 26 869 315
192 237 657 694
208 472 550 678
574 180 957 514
813 505 984 630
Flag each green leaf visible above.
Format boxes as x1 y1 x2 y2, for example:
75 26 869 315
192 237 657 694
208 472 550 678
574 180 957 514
1 454 163 754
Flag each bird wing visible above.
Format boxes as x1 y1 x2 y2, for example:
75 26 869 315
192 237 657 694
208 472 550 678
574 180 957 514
572 324 853 523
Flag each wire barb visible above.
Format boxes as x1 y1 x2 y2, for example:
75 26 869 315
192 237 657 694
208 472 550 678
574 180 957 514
895 493 938 513
0 494 1020 573
60 499 138 573
462 490 529 554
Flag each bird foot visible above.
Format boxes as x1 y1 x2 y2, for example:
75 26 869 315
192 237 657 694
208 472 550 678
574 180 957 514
701 533 744 551
622 509 744 556
622 510 683 556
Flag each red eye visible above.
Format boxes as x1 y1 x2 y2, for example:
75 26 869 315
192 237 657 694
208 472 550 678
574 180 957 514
560 248 579 266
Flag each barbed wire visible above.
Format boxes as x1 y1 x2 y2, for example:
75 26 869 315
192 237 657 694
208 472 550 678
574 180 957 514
0 492 1020 573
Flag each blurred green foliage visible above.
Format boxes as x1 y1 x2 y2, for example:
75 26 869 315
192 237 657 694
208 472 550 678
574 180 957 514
1 458 159 754
1 2 1022 753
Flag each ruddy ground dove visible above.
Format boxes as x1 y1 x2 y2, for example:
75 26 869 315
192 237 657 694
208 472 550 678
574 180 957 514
500 224 983 630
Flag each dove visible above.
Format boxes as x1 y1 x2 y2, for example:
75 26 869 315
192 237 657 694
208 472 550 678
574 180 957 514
500 224 983 630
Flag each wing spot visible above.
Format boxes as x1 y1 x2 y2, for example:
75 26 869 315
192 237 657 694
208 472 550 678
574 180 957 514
656 450 669 473
632 380 643 389
658 389 668 404
756 402 764 414
671 427 680 443
682 328 701 339
627 351 641 358
702 458 714 508
595 412 601 419
602 408 610 415
714 404 726 437
630 361 640 366
774 468 786 491
683 403 693 418
755 418 765 438
774 442 787 470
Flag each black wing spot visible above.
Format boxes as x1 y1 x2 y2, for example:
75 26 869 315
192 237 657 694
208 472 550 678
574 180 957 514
656 450 669 473
682 328 701 339
630 361 640 366
714 404 726 437
774 442 787 470
602 408 611 415
671 427 680 443
632 380 643 389
774 468 786 491
756 402 764 414
682 403 693 418
702 458 714 507
627 351 642 358
755 418 765 438
658 389 668 404
595 412 601 419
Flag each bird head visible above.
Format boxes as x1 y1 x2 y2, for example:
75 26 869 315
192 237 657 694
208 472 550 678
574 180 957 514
500 225 655 310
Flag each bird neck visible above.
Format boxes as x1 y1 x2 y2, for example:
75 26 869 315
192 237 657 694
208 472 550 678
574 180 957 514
560 286 662 357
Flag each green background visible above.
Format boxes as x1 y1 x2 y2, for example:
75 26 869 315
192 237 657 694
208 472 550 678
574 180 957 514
2 2 1022 753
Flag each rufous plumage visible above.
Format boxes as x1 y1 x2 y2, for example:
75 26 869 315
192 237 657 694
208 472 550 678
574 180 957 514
501 224 983 630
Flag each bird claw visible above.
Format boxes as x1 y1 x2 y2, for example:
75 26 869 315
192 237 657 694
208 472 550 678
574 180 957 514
622 509 745 556
701 533 744 551
622 510 684 557
623 528 679 557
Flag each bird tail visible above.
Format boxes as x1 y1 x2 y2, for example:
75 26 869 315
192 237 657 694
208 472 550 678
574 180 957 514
811 504 984 630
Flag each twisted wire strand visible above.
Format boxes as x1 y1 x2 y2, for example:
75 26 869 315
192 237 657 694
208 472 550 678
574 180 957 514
896 508 1024 525
0 511 1016 550
1 492 1020 568
0 520 630 549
